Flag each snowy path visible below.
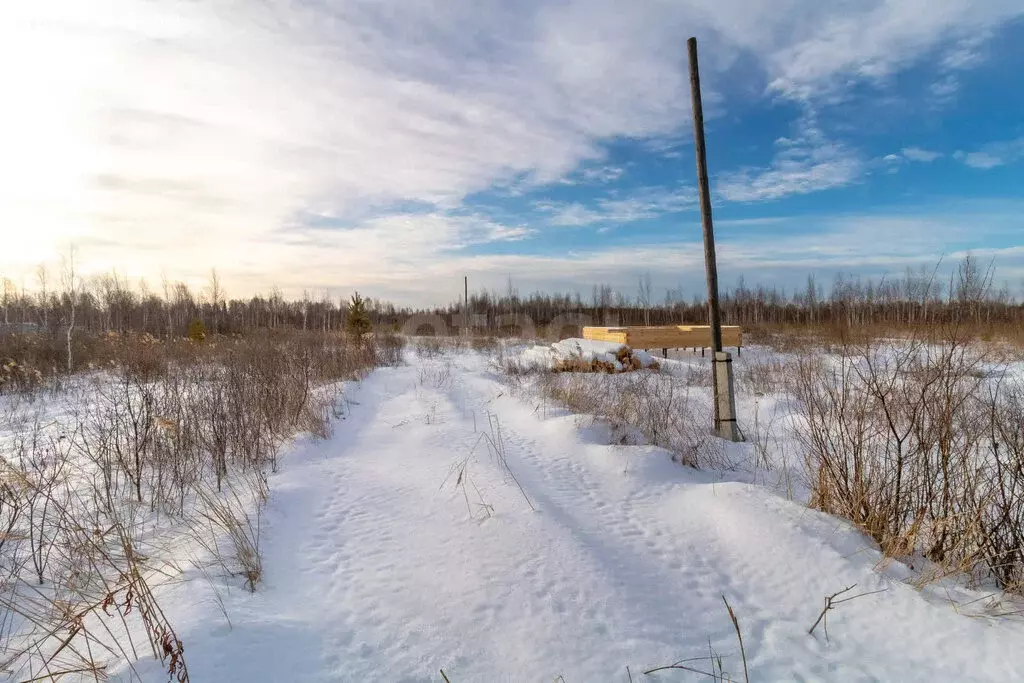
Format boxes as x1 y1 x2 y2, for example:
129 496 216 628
166 352 1024 682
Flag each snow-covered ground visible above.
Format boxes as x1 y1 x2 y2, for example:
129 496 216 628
144 346 1024 682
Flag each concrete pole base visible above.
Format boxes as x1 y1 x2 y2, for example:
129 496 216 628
712 351 743 442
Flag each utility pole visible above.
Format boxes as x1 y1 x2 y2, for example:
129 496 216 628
463 275 469 337
688 36 741 442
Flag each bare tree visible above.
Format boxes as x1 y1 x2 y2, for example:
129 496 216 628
0 277 12 325
955 253 995 324
161 270 174 338
60 247 78 372
207 268 224 333
638 272 653 326
35 264 49 330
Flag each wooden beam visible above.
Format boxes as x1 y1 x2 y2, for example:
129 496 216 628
582 325 741 349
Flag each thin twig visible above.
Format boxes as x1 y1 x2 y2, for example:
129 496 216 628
722 595 749 683
643 662 734 680
808 583 888 642
808 584 857 639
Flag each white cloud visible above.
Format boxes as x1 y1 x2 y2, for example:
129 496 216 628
373 206 1024 305
581 166 626 183
763 0 1020 101
537 203 604 228
0 0 699 280
901 147 943 162
942 32 991 70
716 124 863 202
715 217 789 227
930 74 961 100
0 0 1021 301
537 187 698 227
961 152 1004 169
955 138 1024 169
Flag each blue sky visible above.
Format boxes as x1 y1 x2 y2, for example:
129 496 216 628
1 1 1023 306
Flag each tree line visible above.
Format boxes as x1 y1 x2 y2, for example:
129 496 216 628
1 255 1021 339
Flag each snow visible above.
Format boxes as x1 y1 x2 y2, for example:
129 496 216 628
513 337 659 372
144 347 1024 682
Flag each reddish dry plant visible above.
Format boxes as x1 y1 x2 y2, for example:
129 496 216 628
158 628 187 682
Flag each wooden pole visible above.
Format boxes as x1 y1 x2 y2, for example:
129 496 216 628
688 36 741 442
464 276 469 336
687 36 723 356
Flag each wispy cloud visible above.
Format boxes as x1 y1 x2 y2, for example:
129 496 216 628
956 152 1004 169
954 137 1024 169
715 217 790 227
536 187 698 227
0 0 702 285
901 147 943 162
925 29 996 103
1 0 1021 301
379 205 1024 305
581 166 626 183
764 2 1018 101
929 74 961 101
716 124 863 201
881 146 944 172
941 31 992 70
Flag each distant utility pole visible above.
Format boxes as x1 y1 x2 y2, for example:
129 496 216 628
687 36 741 442
463 275 469 337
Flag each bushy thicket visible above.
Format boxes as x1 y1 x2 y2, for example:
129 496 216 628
791 327 1024 593
507 362 725 469
499 323 1024 596
0 330 403 681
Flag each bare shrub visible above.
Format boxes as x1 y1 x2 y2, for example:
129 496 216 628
749 397 780 472
373 332 406 366
492 345 545 378
192 474 266 592
738 357 790 397
537 370 725 469
469 336 499 353
18 426 73 586
413 335 470 358
793 328 1024 593
418 360 454 391
977 380 1024 593
0 327 385 678
414 336 444 358
0 478 23 558
0 460 191 682
0 357 45 395
0 333 60 394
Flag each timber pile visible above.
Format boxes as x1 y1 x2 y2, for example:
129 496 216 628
517 338 659 374
583 325 742 351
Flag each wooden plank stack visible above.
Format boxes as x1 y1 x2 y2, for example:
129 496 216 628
582 325 742 351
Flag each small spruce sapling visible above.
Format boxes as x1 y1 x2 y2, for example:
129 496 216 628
187 318 207 342
347 292 372 342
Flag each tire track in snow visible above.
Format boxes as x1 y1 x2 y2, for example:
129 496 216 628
177 354 1024 683
441 359 913 681
442 364 758 666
